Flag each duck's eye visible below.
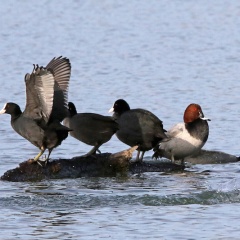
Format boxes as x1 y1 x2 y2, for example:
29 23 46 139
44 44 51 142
199 111 203 118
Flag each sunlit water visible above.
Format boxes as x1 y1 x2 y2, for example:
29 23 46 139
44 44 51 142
0 0 240 239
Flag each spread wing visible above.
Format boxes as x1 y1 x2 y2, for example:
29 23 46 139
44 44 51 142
24 56 71 125
46 56 71 122
24 65 55 124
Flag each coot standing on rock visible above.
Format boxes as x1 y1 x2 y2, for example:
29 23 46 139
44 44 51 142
153 103 210 165
109 99 167 162
64 102 118 157
0 56 72 165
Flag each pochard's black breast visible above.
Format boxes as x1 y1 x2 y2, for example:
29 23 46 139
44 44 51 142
185 119 209 143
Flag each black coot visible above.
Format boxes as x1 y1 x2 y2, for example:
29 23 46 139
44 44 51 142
64 102 118 156
0 56 72 165
109 99 167 162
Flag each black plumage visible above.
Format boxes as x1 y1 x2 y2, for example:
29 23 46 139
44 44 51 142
0 56 72 164
64 102 118 156
109 99 167 162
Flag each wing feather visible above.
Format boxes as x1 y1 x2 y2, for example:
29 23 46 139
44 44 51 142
46 56 71 92
46 56 71 122
24 72 42 120
24 66 55 124
24 56 71 124
34 69 55 121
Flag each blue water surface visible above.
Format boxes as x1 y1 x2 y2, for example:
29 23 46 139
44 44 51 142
0 1 240 239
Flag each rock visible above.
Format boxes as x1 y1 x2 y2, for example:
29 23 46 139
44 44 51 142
1 147 238 182
1 146 183 182
185 149 239 164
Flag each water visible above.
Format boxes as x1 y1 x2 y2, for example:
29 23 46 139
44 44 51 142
0 0 240 239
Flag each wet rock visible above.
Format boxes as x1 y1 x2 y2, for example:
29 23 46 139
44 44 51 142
1 147 238 182
1 146 183 182
185 149 239 164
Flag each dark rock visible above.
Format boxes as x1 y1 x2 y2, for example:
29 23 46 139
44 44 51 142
186 149 239 164
1 147 238 182
0 146 183 182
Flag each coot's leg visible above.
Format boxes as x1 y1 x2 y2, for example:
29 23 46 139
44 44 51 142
181 158 185 166
135 150 140 162
33 146 46 162
139 151 145 162
81 145 100 157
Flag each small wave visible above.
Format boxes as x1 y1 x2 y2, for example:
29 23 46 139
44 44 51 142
0 189 240 211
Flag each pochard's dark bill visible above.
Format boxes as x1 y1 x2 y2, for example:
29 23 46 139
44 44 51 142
201 117 211 121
